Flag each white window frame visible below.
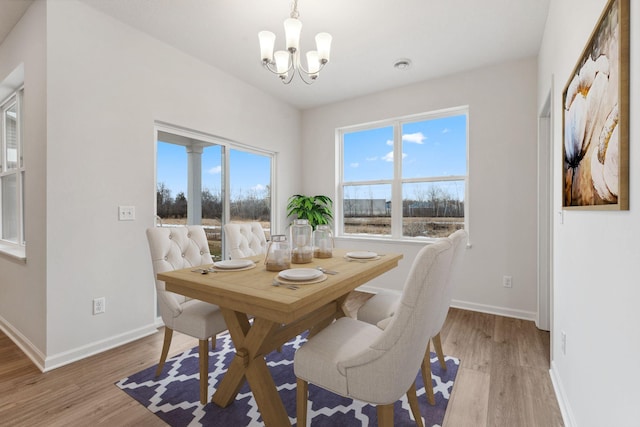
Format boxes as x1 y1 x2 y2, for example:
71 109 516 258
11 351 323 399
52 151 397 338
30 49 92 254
337 106 469 242
0 87 25 259
153 122 278 234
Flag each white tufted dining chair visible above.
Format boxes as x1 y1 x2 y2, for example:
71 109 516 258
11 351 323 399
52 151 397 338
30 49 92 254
146 225 228 405
357 229 468 405
223 222 268 259
294 238 454 427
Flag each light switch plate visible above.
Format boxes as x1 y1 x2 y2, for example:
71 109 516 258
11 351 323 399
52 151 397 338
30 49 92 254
118 206 135 221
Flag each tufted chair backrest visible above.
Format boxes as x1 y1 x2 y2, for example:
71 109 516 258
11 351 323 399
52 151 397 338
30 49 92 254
146 226 213 324
223 222 268 259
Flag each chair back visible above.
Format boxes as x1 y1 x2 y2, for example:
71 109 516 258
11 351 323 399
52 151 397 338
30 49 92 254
146 226 213 323
338 239 454 403
434 229 468 332
223 222 268 259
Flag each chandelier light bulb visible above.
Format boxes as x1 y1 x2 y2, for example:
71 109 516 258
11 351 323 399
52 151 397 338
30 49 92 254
306 51 320 78
315 33 332 63
284 18 302 53
258 31 276 63
274 51 290 76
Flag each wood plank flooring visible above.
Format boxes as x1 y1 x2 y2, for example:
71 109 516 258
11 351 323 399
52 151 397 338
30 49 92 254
0 293 563 426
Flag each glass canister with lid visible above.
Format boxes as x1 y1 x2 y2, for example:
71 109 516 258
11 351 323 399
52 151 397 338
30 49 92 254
265 234 291 271
313 224 333 258
290 219 313 264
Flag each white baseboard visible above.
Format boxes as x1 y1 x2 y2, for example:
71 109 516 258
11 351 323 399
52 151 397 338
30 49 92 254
0 313 159 372
43 324 159 371
550 361 576 427
356 287 537 321
0 313 47 371
451 299 537 321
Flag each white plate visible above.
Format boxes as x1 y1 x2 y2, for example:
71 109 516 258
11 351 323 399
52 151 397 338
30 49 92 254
213 259 255 269
346 251 378 259
278 268 324 281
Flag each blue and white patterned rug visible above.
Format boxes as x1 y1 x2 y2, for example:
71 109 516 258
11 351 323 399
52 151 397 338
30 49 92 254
116 331 459 426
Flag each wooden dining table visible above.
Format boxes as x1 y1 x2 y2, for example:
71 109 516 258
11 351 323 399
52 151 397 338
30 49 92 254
158 248 403 427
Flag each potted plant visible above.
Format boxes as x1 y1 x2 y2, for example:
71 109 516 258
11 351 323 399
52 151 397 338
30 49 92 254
286 194 333 230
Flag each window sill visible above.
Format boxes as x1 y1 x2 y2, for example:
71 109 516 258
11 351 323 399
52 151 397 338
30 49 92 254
0 243 26 262
335 234 439 246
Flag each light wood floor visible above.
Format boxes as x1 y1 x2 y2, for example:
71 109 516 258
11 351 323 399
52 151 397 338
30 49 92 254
0 293 563 426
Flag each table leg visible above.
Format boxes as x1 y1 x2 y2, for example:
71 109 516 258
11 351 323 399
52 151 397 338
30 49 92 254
213 310 292 427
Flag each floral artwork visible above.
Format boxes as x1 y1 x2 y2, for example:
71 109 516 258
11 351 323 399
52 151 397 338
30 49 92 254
562 0 629 209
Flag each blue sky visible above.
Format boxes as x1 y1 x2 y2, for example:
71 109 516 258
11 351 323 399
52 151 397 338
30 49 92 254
343 114 467 200
158 113 465 202
157 142 271 200
343 114 467 182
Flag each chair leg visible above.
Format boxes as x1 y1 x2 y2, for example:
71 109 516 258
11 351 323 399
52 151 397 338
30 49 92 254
406 382 424 427
377 403 394 427
155 327 174 377
296 378 308 427
421 340 435 405
198 339 209 405
432 332 447 370
211 335 216 351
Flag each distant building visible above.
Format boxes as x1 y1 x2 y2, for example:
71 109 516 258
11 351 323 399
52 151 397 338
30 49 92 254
343 199 387 216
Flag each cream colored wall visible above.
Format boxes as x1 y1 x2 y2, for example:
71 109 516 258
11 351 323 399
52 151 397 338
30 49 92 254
0 0 302 369
302 57 540 320
0 0 48 363
539 1 640 426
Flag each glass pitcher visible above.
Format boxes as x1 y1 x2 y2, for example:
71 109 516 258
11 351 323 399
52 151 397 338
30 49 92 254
313 224 333 258
265 235 291 272
290 219 313 264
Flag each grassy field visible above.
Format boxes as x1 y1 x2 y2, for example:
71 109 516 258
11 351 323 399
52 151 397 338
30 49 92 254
344 216 463 238
159 216 462 258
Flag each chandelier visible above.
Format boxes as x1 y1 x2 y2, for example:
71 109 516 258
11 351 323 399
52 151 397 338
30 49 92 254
258 0 332 85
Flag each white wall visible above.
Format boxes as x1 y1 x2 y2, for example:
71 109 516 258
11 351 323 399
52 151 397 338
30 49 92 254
0 0 302 369
302 57 540 320
0 1 48 363
539 0 640 425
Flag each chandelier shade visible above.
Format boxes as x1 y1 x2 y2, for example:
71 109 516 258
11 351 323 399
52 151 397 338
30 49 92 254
258 0 332 84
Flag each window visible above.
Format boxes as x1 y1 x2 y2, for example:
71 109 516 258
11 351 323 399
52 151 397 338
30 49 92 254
339 107 467 239
156 127 273 259
0 88 24 248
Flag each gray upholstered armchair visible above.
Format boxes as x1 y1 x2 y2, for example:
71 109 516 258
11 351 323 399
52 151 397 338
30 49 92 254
356 229 467 405
146 225 228 405
223 222 268 259
294 238 455 426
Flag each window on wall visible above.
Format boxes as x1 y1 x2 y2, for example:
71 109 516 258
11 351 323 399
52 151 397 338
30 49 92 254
156 128 273 259
0 88 25 248
339 107 467 239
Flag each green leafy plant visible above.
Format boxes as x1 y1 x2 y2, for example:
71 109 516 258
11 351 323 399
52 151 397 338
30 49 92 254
286 194 333 230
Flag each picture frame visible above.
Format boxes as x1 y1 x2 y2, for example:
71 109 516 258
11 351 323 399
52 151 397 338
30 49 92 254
562 0 629 210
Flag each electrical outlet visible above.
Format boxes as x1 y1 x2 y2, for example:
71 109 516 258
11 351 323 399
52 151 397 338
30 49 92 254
561 331 566 355
118 206 135 221
93 297 106 315
503 275 512 288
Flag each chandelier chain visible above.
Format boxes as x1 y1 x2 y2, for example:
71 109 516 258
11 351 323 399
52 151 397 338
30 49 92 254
290 0 300 19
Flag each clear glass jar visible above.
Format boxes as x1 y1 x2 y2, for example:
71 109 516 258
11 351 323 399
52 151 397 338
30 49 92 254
290 219 313 264
265 235 291 271
313 225 333 258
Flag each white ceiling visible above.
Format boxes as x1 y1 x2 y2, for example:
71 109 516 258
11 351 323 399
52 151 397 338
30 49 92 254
1 0 550 109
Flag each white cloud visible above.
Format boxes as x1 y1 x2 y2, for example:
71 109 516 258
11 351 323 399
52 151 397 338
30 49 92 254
402 132 426 144
442 128 450 134
252 184 266 192
365 156 377 161
350 162 359 168
207 165 222 174
386 139 394 146
383 151 407 162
